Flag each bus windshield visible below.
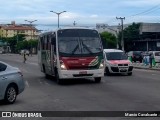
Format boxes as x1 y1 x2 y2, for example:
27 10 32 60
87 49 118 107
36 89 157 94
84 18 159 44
59 37 81 54
58 29 102 56
106 52 128 60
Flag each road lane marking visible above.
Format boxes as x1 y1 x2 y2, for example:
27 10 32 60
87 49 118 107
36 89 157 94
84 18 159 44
45 82 50 86
39 79 43 84
27 62 38 66
25 80 29 87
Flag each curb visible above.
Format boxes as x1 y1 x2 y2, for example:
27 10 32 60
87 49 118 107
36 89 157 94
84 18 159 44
134 66 160 71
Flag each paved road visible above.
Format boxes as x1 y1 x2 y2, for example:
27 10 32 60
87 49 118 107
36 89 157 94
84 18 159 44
0 54 160 120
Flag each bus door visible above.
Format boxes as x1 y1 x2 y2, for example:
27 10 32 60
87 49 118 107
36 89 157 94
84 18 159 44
44 35 52 75
50 34 56 76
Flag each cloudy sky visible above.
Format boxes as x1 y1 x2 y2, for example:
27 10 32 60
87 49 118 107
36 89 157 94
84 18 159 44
1 0 160 29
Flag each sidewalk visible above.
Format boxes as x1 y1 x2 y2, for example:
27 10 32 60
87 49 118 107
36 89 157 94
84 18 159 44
133 62 160 71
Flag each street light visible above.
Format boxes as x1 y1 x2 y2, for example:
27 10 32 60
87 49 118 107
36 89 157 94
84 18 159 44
50 11 66 28
24 20 37 40
24 20 37 56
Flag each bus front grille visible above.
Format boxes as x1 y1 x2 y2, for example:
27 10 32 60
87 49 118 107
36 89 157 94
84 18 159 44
73 74 93 77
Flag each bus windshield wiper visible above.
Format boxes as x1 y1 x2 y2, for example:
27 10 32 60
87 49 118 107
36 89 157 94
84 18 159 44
81 42 93 54
71 44 79 54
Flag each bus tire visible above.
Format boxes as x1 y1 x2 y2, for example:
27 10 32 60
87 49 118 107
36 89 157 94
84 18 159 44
43 64 50 79
94 77 101 83
55 70 63 84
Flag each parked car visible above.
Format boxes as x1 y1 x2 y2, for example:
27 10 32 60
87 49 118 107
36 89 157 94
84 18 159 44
127 51 143 63
149 51 160 63
20 49 30 56
0 61 25 104
104 49 133 76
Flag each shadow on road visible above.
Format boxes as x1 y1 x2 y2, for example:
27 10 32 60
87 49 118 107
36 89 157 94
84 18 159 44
104 73 133 77
44 76 99 86
0 99 24 106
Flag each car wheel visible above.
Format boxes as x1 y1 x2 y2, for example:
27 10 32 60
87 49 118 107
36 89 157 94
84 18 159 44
94 77 101 83
128 72 132 76
4 85 17 104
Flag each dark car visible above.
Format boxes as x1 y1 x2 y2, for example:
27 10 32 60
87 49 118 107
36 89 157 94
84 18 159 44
127 51 143 63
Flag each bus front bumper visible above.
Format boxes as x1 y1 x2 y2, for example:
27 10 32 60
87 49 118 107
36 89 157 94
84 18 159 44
59 69 104 79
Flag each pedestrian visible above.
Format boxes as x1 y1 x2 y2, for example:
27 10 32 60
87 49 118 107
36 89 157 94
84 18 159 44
143 55 147 65
149 52 153 68
23 51 27 63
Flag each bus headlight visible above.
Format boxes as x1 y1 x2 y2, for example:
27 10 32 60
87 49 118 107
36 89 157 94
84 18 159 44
99 60 104 69
60 61 67 70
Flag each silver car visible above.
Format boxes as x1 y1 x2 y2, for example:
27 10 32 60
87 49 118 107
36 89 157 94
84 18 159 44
0 61 25 104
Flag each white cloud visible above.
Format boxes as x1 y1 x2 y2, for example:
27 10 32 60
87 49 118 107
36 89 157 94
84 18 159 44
90 15 98 18
1 0 160 27
122 0 160 7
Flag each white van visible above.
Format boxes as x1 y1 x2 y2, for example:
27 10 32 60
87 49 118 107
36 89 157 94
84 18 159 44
152 51 160 63
104 49 133 75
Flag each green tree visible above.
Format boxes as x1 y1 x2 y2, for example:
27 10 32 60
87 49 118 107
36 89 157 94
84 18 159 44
2 34 26 53
5 37 17 53
119 22 140 51
100 31 117 49
28 39 38 48
16 40 29 51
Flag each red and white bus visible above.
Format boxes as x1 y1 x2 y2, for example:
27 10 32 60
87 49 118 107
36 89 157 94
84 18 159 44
38 28 104 84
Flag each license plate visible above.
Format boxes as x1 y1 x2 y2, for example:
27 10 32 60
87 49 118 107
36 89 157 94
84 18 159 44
79 71 87 74
120 69 127 72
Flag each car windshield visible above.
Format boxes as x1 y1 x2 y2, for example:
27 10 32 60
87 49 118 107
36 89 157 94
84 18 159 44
133 51 142 55
106 52 128 60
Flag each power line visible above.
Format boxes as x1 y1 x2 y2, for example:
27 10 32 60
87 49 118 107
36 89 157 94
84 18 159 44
128 3 160 17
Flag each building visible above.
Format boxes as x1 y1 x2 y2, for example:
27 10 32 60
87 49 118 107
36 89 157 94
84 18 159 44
0 21 39 40
130 23 160 51
96 23 160 51
96 23 129 36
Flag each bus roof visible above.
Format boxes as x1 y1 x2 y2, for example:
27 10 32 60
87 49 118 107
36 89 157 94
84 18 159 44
39 27 97 36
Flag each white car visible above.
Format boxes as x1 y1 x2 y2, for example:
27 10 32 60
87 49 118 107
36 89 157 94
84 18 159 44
104 49 133 76
152 51 160 63
0 61 25 104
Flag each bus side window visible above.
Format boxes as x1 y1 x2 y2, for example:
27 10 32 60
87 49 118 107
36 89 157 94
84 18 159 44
44 36 48 50
51 36 56 53
47 35 51 50
38 37 42 50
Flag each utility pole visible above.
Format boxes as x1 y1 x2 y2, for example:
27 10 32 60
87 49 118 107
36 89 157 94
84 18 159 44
116 17 125 51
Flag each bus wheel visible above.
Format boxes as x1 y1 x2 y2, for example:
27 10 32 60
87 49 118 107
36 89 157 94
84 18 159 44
55 71 62 84
94 77 101 83
45 74 50 79
43 65 50 79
